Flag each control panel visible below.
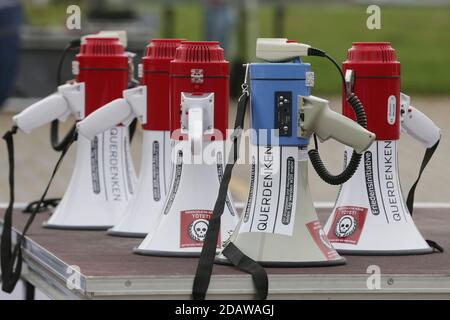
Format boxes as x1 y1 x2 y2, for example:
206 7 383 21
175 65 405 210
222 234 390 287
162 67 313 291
275 91 292 136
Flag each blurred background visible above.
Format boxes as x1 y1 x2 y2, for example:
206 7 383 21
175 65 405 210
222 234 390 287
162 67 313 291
1 0 450 209
0 0 450 300
2 0 450 99
0 0 450 202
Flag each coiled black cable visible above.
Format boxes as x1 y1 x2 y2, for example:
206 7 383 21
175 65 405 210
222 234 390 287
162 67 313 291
307 48 368 185
309 93 366 185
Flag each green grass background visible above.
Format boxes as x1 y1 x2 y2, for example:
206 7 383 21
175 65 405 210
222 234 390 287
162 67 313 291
23 1 450 95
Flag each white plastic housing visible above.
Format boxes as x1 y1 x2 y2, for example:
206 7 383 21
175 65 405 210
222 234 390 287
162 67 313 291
82 30 127 47
13 94 69 134
44 126 137 229
256 38 310 62
180 92 214 155
298 95 375 153
135 140 239 256
77 98 132 140
123 86 147 125
324 141 432 255
180 92 214 135
400 93 441 148
77 86 147 140
13 82 85 134
108 130 172 237
216 145 344 266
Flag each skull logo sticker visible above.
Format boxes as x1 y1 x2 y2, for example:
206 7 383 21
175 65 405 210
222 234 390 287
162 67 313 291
188 219 209 242
335 215 357 238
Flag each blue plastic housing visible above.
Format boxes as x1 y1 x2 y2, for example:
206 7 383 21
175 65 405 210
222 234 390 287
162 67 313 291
249 60 311 146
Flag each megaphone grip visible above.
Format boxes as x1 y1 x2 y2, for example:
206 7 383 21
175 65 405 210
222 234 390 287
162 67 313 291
310 94 369 185
13 94 69 134
402 105 441 148
188 107 203 155
77 98 132 140
316 108 375 154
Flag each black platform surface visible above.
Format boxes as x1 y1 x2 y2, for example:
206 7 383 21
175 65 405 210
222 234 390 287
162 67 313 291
1 207 449 299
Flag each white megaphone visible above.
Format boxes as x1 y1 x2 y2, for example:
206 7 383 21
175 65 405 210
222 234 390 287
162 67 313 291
134 41 239 256
209 39 375 267
13 34 137 229
77 39 183 237
216 92 375 265
324 42 441 255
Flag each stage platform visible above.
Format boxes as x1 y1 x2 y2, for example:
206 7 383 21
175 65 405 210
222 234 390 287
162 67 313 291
1 204 449 299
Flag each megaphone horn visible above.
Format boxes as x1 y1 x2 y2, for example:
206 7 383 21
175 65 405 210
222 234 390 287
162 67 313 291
77 39 184 237
324 42 441 255
215 40 375 266
12 35 137 229
134 41 239 256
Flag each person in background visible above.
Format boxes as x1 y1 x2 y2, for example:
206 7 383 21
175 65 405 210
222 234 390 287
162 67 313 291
204 0 235 56
0 0 22 108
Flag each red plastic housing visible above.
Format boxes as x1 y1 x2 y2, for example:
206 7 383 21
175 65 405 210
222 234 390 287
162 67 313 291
342 42 400 140
141 39 184 131
170 41 229 140
76 37 128 117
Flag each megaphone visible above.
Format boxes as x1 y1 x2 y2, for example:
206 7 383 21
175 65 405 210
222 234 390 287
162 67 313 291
12 34 137 229
77 39 184 237
134 41 240 256
324 42 441 255
215 39 375 266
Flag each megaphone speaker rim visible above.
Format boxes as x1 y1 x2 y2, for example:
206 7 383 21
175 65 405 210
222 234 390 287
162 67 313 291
336 247 433 256
133 247 208 258
214 255 346 267
42 220 112 231
107 228 147 238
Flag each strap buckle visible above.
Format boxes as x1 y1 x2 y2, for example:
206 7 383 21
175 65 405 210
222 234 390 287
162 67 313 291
241 63 250 96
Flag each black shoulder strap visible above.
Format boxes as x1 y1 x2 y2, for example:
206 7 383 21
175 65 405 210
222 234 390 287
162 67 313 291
221 243 268 299
192 93 269 300
406 140 440 215
1 126 19 292
405 139 443 253
22 198 61 213
1 127 76 293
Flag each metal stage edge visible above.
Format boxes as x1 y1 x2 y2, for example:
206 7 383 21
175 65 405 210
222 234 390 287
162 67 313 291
1 202 450 300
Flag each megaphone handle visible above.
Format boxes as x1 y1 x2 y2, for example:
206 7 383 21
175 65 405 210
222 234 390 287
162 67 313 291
13 94 69 134
188 107 203 155
123 85 147 125
77 98 133 140
402 105 441 148
315 107 375 154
